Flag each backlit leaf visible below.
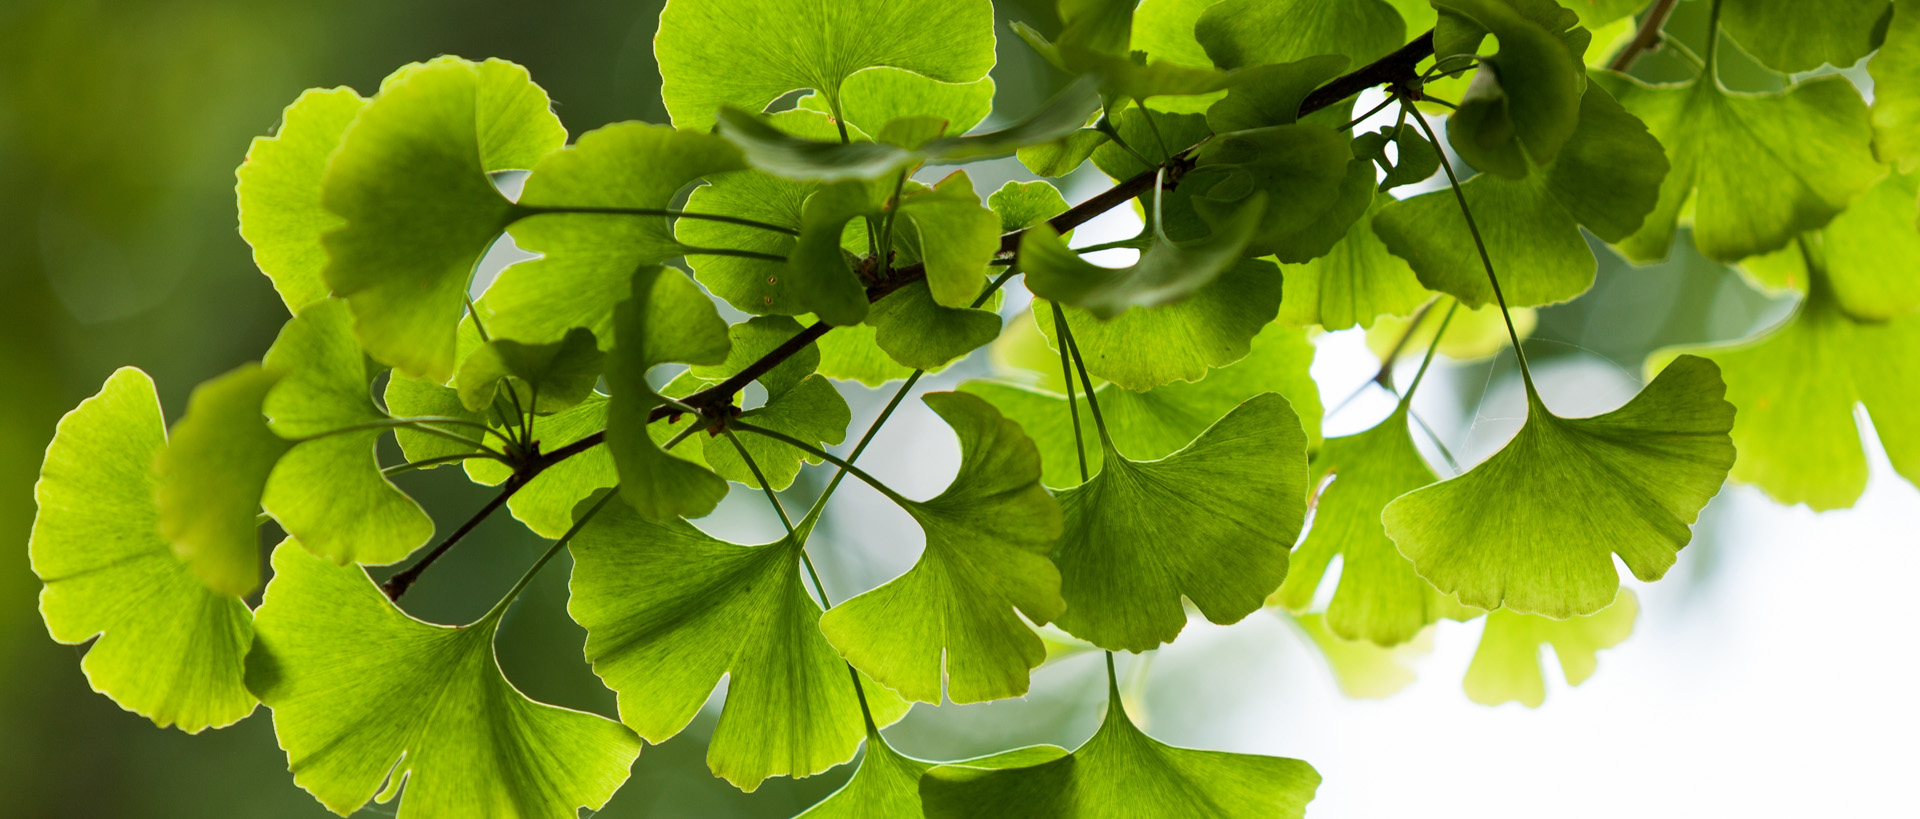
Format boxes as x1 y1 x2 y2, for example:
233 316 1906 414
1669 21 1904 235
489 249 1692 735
1872 0 1920 171
1035 257 1283 391
605 267 733 521
1719 0 1889 74
237 87 366 313
1195 0 1405 70
1464 590 1637 707
1279 199 1431 330
155 364 291 596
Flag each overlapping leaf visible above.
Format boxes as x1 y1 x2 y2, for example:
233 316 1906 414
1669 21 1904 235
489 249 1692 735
1021 188 1265 319
1434 0 1589 175
794 730 935 818
568 497 907 789
247 541 641 817
320 57 565 382
1289 613 1430 700
1873 0 1920 170
686 316 850 490
1464 590 1637 707
1194 0 1405 70
1384 355 1735 617
820 392 1065 704
1740 171 1920 320
455 326 604 414
155 364 291 596
605 266 733 521
30 368 256 732
236 87 366 313
1279 199 1431 330
1719 0 1889 74
1034 256 1283 391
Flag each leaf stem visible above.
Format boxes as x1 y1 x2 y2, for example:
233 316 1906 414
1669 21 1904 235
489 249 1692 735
1609 0 1683 72
1403 103 1537 396
1054 306 1093 484
682 246 791 263
729 420 914 508
514 206 801 236
1328 299 1439 418
1703 0 1725 80
478 491 614 624
722 428 797 535
1340 93 1401 131
1400 299 1459 405
381 476 527 601
381 453 497 476
1056 313 1114 450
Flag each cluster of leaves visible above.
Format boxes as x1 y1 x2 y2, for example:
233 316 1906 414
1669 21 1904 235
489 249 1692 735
25 0 1919 816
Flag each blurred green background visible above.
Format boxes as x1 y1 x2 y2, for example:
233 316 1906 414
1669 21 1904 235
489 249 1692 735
0 0 1813 816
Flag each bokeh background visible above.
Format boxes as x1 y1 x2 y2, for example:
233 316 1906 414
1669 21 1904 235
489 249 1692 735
0 0 1912 816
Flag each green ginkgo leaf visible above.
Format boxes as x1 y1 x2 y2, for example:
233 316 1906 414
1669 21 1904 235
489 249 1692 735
1873 0 1920 171
682 109 845 317
794 730 934 818
568 497 908 790
656 0 996 131
1288 612 1431 700
1276 407 1465 647
1185 125 1359 261
820 392 1065 704
1464 589 1637 708
1652 276 1920 511
1600 71 1882 263
919 676 1320 819
1736 171 1920 321
1374 83 1668 307
1194 0 1405 70
1280 198 1431 330
463 396 631 539
788 178 895 326
897 171 1001 308
1202 55 1350 133
258 300 435 566
1719 0 1889 74
1434 0 1587 172
1355 124 1440 191
30 368 256 733
236 86 366 314
685 316 851 491
155 364 291 596
486 123 747 348
965 321 1322 489
1034 256 1283 391
455 326 604 414
1021 190 1265 319
1050 393 1309 651
867 280 1004 371
320 56 565 382
796 67 996 137
605 266 733 521
383 373 489 466
246 541 641 817
1383 355 1735 618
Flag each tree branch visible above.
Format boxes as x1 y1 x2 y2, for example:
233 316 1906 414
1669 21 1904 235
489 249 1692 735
1608 0 1681 72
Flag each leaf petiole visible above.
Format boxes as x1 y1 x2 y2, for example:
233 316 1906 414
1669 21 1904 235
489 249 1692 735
728 419 914 508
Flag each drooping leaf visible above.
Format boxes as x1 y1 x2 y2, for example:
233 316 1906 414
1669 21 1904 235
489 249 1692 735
1035 257 1283 391
30 368 256 732
1289 612 1431 699
155 364 291 596
246 541 641 817
682 110 845 317
820 392 1065 703
1203 55 1350 132
1599 71 1882 263
656 0 997 131
1276 407 1468 646
919 681 1320 819
1719 0 1889 74
1049 393 1309 651
1354 124 1440 191
1279 198 1431 330
1434 0 1588 172
796 67 996 137
605 266 733 521
794 730 934 818
1184 125 1359 261
1194 0 1405 70
867 280 1004 371
260 300 434 566
965 321 1323 489
236 87 366 313
1652 277 1920 511
1872 0 1920 171
568 497 907 790
1464 590 1638 707
487 123 747 348
894 171 1001 307
788 178 895 326
1383 355 1735 617
1374 83 1668 307
1021 188 1266 319
320 57 565 382
454 326 604 414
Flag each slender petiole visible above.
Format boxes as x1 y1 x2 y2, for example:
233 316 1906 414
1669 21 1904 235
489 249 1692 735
514 206 800 236
728 420 914 508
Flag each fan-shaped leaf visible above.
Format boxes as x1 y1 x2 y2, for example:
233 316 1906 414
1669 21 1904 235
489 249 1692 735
1464 590 1637 707
1720 0 1888 74
237 87 366 313
1034 257 1283 391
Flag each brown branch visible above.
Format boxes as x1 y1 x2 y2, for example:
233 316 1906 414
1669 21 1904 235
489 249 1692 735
654 30 1439 423
1608 0 1681 73
380 475 526 601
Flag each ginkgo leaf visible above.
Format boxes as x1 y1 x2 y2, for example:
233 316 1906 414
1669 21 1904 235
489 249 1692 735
1600 71 1882 263
1279 198 1430 330
796 67 996 137
1288 612 1431 699
1017 128 1109 177
1021 191 1265 319
454 327 604 414
1652 277 1920 511
236 86 366 313
815 321 920 386
463 396 632 539
788 178 894 326
919 678 1320 819
383 374 489 466
897 172 1000 308
1465 589 1638 708
30 368 256 733
1873 0 1920 171
1184 125 1358 261
568 496 908 790
1383 355 1735 618
1374 83 1667 307
683 316 850 491
1050 393 1309 651
795 731 934 818
682 109 845 317
1719 0 1888 74
155 364 291 596
1034 257 1283 391
258 300 434 566
1434 0 1587 171
1194 0 1405 70
1202 55 1350 132
487 123 747 348
1277 407 1465 647
246 541 641 817
1736 171 1920 321
605 266 733 521
656 0 996 131
321 56 565 382
820 392 1065 704
965 321 1323 489
868 280 1003 372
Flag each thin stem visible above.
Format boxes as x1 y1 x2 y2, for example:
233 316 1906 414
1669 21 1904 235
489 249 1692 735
1419 95 1458 110
681 246 791 263
1400 300 1459 405
1104 651 1122 709
1659 33 1708 74
478 491 614 624
877 170 908 279
722 428 797 535
465 294 493 344
662 421 703 451
729 420 914 508
1329 300 1439 417
1703 0 1725 81
1404 103 1536 394
382 453 498 476
382 477 527 601
1138 106 1173 160
1057 317 1113 449
514 206 800 236
1410 410 1463 475
1055 306 1092 484
1340 93 1401 131
1610 0 1683 73
810 371 924 516
296 417 511 458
